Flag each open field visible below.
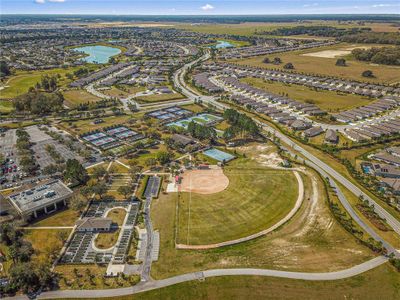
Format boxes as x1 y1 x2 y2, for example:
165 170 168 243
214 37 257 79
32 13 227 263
151 144 373 279
230 43 400 84
136 93 186 104
24 228 72 264
101 85 146 98
0 99 13 113
59 115 133 134
175 21 400 36
177 159 298 245
241 77 374 113
74 263 400 300
62 89 103 107
0 65 99 99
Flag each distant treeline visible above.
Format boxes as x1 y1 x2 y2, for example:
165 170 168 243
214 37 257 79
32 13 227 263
352 47 400 65
259 25 371 37
14 91 64 114
1 14 400 26
259 25 400 44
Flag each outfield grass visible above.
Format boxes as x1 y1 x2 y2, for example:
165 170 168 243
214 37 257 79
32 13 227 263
136 93 186 104
230 43 400 84
62 89 102 107
241 77 375 113
177 159 298 245
73 263 400 300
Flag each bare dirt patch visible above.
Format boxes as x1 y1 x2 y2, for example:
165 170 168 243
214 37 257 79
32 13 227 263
302 46 372 58
237 144 283 167
179 167 229 194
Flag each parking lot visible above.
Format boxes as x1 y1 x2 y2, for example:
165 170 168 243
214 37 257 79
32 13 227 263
0 129 22 188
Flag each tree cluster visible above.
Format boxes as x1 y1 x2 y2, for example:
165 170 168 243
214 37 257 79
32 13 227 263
187 121 217 141
352 46 400 66
14 91 64 114
64 158 89 185
0 223 57 295
222 109 259 140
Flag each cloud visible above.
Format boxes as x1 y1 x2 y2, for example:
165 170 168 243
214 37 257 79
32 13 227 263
372 3 399 7
34 0 66 3
303 3 319 7
201 4 214 11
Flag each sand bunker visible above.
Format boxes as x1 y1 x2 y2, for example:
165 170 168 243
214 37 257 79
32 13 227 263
179 167 229 194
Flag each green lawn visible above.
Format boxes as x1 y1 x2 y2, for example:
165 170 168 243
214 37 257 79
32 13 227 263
177 158 298 245
230 43 400 84
241 77 375 113
0 99 13 113
73 263 400 300
0 66 98 99
62 89 102 107
136 93 185 104
59 115 133 134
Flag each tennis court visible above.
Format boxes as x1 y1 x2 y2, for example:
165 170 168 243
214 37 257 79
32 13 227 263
203 148 235 162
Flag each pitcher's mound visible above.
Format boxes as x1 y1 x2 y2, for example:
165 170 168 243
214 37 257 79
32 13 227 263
180 167 229 194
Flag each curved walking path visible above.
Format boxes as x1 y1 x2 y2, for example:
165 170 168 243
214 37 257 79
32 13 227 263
30 256 387 299
176 171 304 250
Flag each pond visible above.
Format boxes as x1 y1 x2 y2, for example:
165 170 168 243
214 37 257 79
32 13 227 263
72 45 121 64
213 40 235 49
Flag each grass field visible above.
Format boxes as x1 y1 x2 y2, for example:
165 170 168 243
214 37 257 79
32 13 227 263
241 77 375 113
136 93 186 104
0 65 99 99
31 208 80 227
101 86 146 98
73 263 400 300
62 89 102 107
230 43 400 84
0 99 13 113
177 158 298 245
24 228 72 264
151 160 373 279
59 115 133 134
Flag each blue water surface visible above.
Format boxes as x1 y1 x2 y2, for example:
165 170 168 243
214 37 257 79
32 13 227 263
73 45 121 64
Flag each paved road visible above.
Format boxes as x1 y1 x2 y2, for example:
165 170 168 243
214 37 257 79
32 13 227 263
176 171 304 250
28 256 387 299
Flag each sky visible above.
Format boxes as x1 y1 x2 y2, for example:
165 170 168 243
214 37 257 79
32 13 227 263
1 0 400 15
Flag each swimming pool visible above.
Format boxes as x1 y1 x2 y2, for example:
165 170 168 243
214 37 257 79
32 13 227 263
203 148 235 162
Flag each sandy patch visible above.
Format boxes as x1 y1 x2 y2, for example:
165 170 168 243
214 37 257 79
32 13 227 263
302 46 372 58
179 167 229 194
237 144 283 168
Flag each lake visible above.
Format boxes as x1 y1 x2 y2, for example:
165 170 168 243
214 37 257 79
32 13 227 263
214 40 235 49
72 45 121 64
